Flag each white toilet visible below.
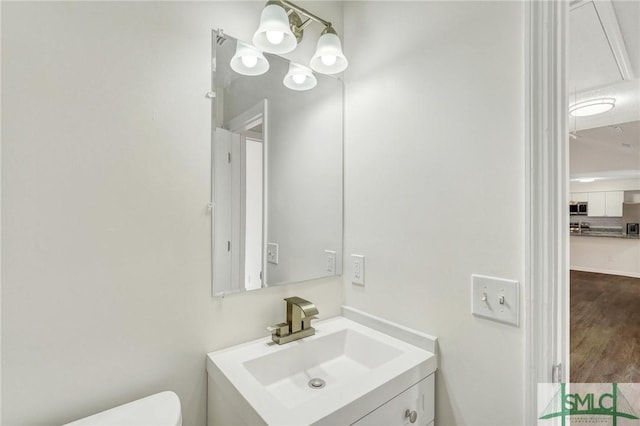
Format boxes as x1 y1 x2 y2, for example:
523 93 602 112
64 391 182 426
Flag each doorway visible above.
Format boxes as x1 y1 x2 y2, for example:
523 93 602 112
212 100 267 296
566 0 640 383
526 0 639 421
243 135 263 291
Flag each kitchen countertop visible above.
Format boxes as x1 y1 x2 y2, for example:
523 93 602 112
570 230 640 239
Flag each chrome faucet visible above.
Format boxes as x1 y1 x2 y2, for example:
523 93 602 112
267 297 319 344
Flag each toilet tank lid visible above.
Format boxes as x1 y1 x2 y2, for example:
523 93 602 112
64 391 182 426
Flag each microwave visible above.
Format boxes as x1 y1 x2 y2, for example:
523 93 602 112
569 202 588 215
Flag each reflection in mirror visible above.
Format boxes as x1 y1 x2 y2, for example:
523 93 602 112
211 30 343 296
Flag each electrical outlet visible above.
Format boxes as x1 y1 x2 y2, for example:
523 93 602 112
324 250 336 274
471 274 519 326
267 243 279 265
351 254 365 286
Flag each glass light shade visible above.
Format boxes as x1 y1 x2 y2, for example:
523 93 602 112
253 4 297 54
230 41 269 76
310 32 348 74
569 98 615 117
283 63 317 91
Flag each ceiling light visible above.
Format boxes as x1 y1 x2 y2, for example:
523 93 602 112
578 178 596 183
253 1 298 54
310 26 348 74
569 98 616 117
283 63 317 91
230 41 269 76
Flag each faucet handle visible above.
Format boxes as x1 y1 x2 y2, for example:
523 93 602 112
267 322 289 337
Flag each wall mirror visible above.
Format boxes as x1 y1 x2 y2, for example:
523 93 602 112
211 30 343 297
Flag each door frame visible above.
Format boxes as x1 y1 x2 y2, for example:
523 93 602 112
228 100 268 291
525 0 570 424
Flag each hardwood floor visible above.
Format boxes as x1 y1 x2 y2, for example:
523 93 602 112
570 270 640 383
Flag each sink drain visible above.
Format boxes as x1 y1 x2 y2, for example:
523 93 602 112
308 378 326 389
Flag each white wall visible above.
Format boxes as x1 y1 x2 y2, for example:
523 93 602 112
343 2 525 425
1 2 344 425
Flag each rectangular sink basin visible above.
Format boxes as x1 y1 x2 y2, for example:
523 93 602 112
245 328 403 409
207 307 437 425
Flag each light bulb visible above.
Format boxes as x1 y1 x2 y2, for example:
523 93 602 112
266 31 284 45
320 55 337 66
310 29 348 74
231 41 269 76
283 63 316 91
241 55 258 68
292 74 307 85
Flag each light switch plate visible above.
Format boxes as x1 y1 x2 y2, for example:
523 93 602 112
267 243 279 265
471 274 519 326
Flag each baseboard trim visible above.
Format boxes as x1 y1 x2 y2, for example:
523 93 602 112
570 266 640 279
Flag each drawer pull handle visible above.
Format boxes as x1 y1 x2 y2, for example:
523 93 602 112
405 409 418 423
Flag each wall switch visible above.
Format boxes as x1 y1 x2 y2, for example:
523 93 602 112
351 255 365 286
267 243 279 265
471 274 519 326
324 250 336 274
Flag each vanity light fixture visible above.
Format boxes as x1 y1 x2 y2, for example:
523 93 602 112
253 1 298 54
230 41 270 76
569 97 616 117
252 0 348 74
309 26 348 74
283 63 317 91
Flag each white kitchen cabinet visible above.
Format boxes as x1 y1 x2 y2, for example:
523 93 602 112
571 192 589 202
587 192 606 216
586 191 624 217
605 191 624 217
351 374 435 426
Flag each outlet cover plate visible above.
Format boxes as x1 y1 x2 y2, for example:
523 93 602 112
267 243 279 265
324 250 336 275
471 274 519 326
351 254 365 286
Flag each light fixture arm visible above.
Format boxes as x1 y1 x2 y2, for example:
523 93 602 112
321 26 338 36
277 0 332 29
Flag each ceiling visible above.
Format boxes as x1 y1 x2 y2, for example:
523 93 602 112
569 0 640 180
571 120 640 179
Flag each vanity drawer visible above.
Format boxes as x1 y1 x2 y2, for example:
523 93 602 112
351 374 435 426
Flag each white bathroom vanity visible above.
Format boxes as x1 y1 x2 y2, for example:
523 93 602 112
206 307 437 426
